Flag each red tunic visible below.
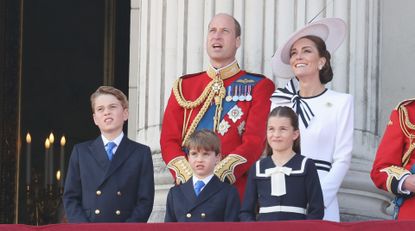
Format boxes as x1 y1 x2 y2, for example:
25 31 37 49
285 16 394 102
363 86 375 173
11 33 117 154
371 99 415 219
160 70 275 199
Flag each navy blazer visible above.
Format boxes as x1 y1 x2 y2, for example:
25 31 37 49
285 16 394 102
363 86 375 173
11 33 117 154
63 136 154 223
165 175 240 222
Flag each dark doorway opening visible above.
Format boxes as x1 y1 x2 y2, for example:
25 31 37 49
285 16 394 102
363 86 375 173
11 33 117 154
18 0 131 224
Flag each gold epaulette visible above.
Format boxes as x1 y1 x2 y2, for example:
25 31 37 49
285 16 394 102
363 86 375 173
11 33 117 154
167 156 193 184
214 154 247 184
380 166 411 193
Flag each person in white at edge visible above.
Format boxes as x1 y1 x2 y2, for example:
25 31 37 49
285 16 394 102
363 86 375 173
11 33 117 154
270 18 354 221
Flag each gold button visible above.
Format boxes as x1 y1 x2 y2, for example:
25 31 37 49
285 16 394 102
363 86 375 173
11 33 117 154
117 191 122 196
115 210 121 215
201 213 206 218
94 209 100 215
96 190 102 196
186 213 191 218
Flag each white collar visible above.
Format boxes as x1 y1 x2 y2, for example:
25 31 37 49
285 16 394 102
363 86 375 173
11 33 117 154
192 174 214 186
101 132 124 147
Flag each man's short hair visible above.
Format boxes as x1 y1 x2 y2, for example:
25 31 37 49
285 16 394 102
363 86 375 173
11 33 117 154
209 13 241 38
233 17 241 38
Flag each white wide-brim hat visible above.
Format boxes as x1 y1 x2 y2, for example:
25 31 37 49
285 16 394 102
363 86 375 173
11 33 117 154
271 18 347 78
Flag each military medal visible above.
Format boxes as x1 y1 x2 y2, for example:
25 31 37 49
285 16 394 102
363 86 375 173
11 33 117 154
238 85 246 101
225 86 232 102
218 120 230 136
232 85 239 102
228 105 243 123
245 85 252 101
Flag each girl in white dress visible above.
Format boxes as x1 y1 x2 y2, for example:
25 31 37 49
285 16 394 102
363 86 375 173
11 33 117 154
270 18 354 222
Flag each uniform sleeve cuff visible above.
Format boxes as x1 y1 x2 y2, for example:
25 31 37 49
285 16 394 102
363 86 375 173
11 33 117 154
380 166 411 194
398 174 411 195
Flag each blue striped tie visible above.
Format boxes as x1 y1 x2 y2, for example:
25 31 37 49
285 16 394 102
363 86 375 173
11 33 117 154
106 142 117 161
194 180 205 196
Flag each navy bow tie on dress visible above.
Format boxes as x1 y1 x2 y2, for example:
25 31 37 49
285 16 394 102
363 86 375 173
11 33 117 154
271 78 315 128
194 180 205 196
106 142 117 161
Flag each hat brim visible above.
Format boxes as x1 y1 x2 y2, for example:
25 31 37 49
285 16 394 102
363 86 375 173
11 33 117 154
271 18 347 79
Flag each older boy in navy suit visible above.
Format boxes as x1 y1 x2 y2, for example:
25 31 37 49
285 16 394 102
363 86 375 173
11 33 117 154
64 86 154 223
164 129 240 222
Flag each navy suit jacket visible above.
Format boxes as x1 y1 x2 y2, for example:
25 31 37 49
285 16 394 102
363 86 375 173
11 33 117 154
63 136 154 223
165 175 240 222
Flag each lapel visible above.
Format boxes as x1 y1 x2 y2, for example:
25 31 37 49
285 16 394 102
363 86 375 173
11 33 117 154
98 136 133 186
187 176 222 211
88 136 110 170
181 177 197 207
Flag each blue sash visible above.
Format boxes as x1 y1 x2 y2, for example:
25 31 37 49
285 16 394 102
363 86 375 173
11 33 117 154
196 73 263 131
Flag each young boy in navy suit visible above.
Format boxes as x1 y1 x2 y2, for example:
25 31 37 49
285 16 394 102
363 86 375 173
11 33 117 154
64 86 154 223
164 129 240 222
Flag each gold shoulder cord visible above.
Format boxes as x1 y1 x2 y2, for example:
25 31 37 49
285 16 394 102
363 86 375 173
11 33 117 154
172 76 226 147
399 103 415 166
173 78 213 109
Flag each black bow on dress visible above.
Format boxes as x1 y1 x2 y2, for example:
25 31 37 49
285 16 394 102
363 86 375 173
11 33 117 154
271 78 315 128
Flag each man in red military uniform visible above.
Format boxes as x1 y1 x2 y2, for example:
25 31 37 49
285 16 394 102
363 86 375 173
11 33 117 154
371 98 415 219
160 13 275 199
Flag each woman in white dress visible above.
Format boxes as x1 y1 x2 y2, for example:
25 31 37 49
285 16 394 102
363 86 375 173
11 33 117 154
270 18 354 222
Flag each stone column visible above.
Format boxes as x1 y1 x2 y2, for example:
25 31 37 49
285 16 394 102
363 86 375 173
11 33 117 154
338 0 391 221
128 0 385 221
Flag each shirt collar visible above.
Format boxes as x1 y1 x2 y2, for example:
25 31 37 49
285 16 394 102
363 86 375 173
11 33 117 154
193 174 214 186
101 132 124 147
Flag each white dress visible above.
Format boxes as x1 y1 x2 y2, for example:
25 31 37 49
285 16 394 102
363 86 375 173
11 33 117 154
270 78 354 222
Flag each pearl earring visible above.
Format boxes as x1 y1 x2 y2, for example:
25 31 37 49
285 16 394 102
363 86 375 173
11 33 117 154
318 65 323 70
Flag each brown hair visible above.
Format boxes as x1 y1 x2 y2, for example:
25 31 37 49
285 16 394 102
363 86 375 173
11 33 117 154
233 17 241 38
90 86 128 112
265 106 301 156
297 35 333 84
185 129 221 156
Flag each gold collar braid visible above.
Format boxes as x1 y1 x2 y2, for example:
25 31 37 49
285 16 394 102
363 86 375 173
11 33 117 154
172 61 240 146
206 60 240 80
